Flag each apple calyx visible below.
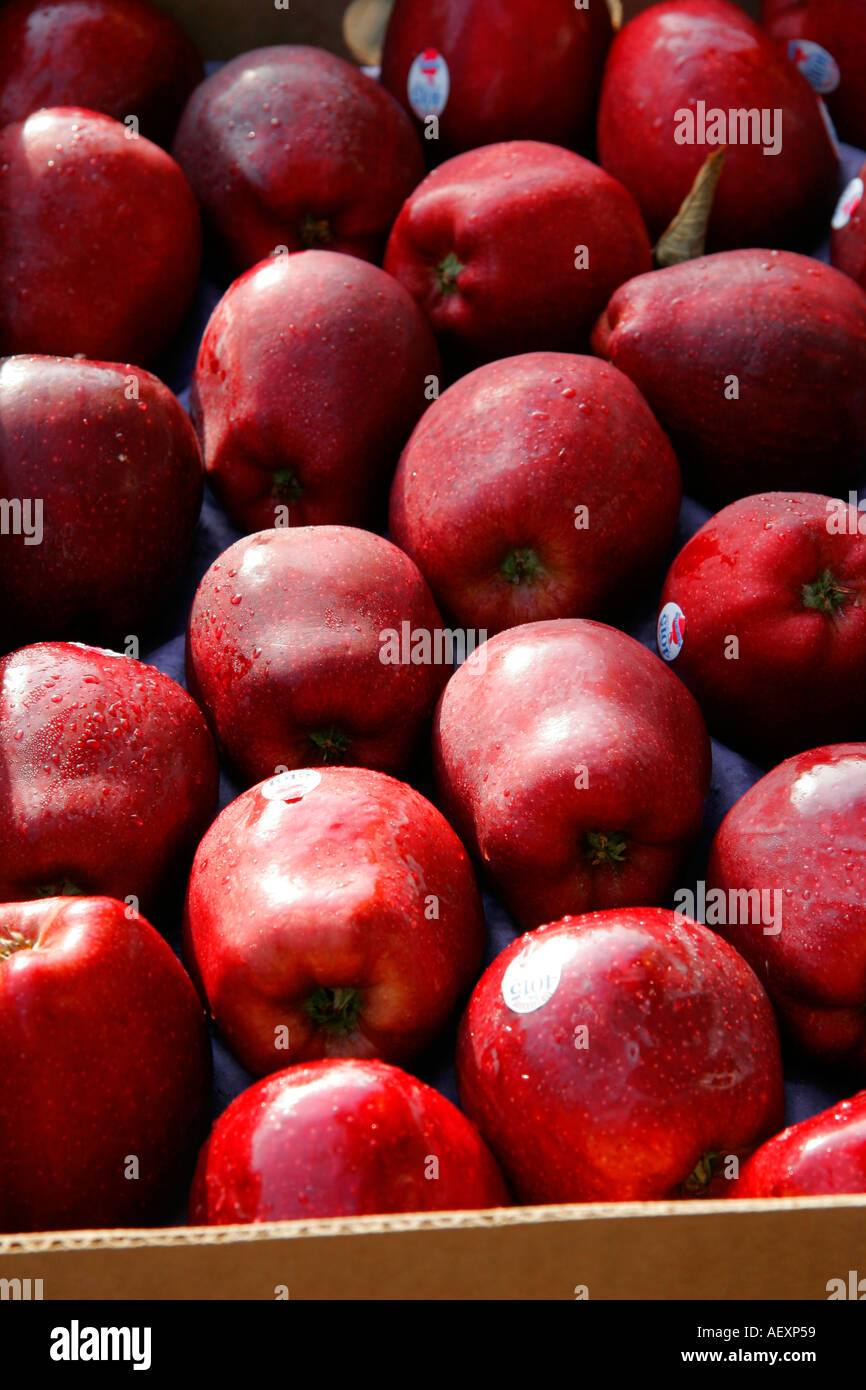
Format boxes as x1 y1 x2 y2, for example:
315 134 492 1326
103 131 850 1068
654 149 726 268
271 469 304 503
304 985 361 1034
299 213 333 248
309 727 351 762
584 832 628 868
33 878 86 898
801 569 851 617
436 252 465 296
500 548 543 587
682 1149 724 1196
0 927 34 960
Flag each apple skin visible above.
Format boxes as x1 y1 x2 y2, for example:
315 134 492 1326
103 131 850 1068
0 107 200 363
187 527 449 786
433 619 711 930
762 0 866 150
707 745 866 1070
731 1090 866 1197
0 355 203 652
383 140 652 370
172 46 424 274
380 0 612 158
831 160 866 294
456 909 785 1204
190 1058 508 1223
0 895 211 1233
0 0 203 147
0 642 219 913
657 495 866 761
389 352 681 635
191 250 440 534
597 0 838 251
593 251 866 506
183 766 484 1077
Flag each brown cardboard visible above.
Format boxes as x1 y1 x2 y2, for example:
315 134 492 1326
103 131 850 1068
2 1198 865 1300
0 0 843 1302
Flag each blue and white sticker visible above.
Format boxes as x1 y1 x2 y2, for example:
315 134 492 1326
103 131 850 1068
788 39 841 95
261 769 321 803
501 942 562 1015
833 177 865 231
658 602 687 662
407 49 450 119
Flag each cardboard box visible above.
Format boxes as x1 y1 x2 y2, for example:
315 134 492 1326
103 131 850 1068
0 0 851 1303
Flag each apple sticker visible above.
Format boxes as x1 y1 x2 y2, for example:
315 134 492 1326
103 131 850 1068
501 941 562 1015
260 769 322 803
657 602 687 662
407 49 450 119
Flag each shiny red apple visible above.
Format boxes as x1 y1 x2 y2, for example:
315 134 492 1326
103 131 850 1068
0 354 203 652
457 909 785 1203
762 0 866 150
732 1090 866 1197
0 895 210 1233
184 766 484 1076
0 642 218 913
0 107 200 362
190 1058 508 1223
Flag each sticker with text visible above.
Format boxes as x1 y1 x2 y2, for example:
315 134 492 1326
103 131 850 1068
833 177 865 231
657 602 687 662
407 49 450 118
788 39 840 95
261 769 322 803
502 942 562 1015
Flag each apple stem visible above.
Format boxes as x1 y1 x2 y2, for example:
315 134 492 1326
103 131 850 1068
33 879 86 898
304 985 361 1034
584 831 628 868
682 1149 723 1195
501 548 543 587
436 252 465 296
801 569 851 617
299 213 333 248
271 469 304 503
309 728 351 762
0 928 33 960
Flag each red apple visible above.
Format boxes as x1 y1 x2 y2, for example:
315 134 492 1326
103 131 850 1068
0 355 203 652
597 0 839 251
0 895 210 1232
0 642 218 913
657 495 866 760
731 1090 866 1197
0 0 203 146
172 46 423 274
593 251 866 505
383 140 652 370
184 765 484 1076
831 161 866 294
380 0 612 158
186 526 449 785
190 250 440 534
707 744 866 1069
190 1058 508 1223
457 909 784 1203
762 0 866 150
433 619 711 930
389 352 681 634
0 107 200 363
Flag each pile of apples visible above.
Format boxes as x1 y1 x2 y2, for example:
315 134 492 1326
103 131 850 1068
3 0 866 1235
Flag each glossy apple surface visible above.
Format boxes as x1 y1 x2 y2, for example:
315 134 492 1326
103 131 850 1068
191 1059 508 1223
0 642 218 912
658 495 866 759
433 619 711 929
383 140 652 370
731 1090 866 1197
0 107 200 363
457 909 785 1203
593 251 866 505
186 526 448 784
191 250 440 534
381 0 612 157
0 0 203 146
172 46 423 273
389 352 681 634
184 766 484 1075
597 0 838 250
0 895 210 1232
708 744 866 1069
0 355 203 652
